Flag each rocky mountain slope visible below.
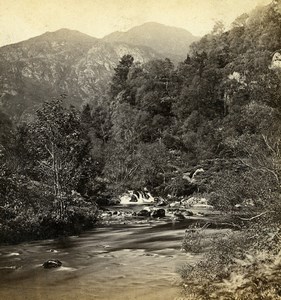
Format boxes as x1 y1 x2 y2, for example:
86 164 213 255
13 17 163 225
0 29 160 121
103 22 199 62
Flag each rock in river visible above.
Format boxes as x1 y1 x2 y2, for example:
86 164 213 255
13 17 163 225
151 209 165 218
137 209 151 217
185 211 194 216
173 212 185 220
43 259 62 269
155 198 169 207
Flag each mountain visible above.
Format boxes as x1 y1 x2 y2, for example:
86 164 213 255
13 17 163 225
103 22 200 62
0 29 160 121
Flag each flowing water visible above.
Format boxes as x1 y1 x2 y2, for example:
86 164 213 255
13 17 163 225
0 218 204 300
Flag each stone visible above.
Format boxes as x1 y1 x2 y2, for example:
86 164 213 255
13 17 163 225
185 211 194 216
43 259 62 269
173 212 185 220
137 209 151 217
169 201 181 208
156 198 168 207
151 209 166 218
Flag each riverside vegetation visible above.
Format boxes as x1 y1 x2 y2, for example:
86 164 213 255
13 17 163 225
0 1 281 298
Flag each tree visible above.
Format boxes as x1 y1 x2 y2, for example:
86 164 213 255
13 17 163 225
231 13 249 28
25 98 90 217
110 54 134 99
211 20 225 35
0 110 13 161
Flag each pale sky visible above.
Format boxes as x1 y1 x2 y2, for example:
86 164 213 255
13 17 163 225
0 0 272 47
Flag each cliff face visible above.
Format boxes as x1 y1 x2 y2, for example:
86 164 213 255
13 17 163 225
0 29 160 121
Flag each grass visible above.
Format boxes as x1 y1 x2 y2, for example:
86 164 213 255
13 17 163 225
179 221 281 300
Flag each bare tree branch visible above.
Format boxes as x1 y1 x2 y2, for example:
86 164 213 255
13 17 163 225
238 211 273 221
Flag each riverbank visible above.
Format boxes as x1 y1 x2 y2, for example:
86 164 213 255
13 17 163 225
0 202 98 245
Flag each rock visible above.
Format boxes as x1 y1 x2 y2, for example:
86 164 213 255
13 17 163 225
169 201 181 208
101 212 112 218
271 52 281 70
124 211 133 218
151 209 165 218
173 212 185 220
137 209 151 217
196 212 205 217
47 249 59 253
43 259 62 269
185 211 194 216
234 204 242 210
156 198 168 207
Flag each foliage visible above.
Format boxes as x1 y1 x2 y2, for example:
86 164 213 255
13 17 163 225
179 219 281 299
21 97 102 217
0 99 102 243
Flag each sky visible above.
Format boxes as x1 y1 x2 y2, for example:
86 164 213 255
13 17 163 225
0 0 272 47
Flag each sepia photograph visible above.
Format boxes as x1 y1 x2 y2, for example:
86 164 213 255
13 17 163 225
0 0 280 299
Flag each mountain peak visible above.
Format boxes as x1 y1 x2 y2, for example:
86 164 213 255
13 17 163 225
137 22 168 27
132 22 190 31
35 28 97 43
103 22 200 61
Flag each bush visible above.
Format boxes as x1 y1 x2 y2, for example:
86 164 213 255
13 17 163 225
182 223 209 254
0 196 98 244
179 217 281 300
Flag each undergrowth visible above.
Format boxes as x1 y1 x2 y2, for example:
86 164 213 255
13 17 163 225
179 217 281 300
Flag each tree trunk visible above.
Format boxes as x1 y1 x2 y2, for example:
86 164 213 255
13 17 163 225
51 142 64 218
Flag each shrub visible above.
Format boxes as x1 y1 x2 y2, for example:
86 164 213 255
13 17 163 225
179 218 281 300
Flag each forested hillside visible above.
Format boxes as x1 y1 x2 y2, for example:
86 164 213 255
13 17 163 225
98 0 281 210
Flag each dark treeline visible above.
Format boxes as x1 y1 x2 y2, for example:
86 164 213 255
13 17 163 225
0 0 281 252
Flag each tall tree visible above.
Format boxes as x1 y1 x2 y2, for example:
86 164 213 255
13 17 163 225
110 54 134 100
25 98 90 217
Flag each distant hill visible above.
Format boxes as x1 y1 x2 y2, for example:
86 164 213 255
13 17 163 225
103 22 200 62
0 29 160 120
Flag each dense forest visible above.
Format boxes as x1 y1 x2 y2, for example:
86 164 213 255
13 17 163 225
0 1 281 298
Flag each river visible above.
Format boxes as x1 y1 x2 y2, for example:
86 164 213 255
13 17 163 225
0 216 211 300
0 204 230 300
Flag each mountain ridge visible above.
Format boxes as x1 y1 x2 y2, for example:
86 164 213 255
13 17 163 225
0 28 162 121
103 22 200 61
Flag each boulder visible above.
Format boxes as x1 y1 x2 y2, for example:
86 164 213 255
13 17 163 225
151 209 166 218
156 198 169 207
137 209 151 217
169 201 181 208
101 211 112 218
43 259 62 269
185 211 194 216
271 52 281 70
173 212 185 220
